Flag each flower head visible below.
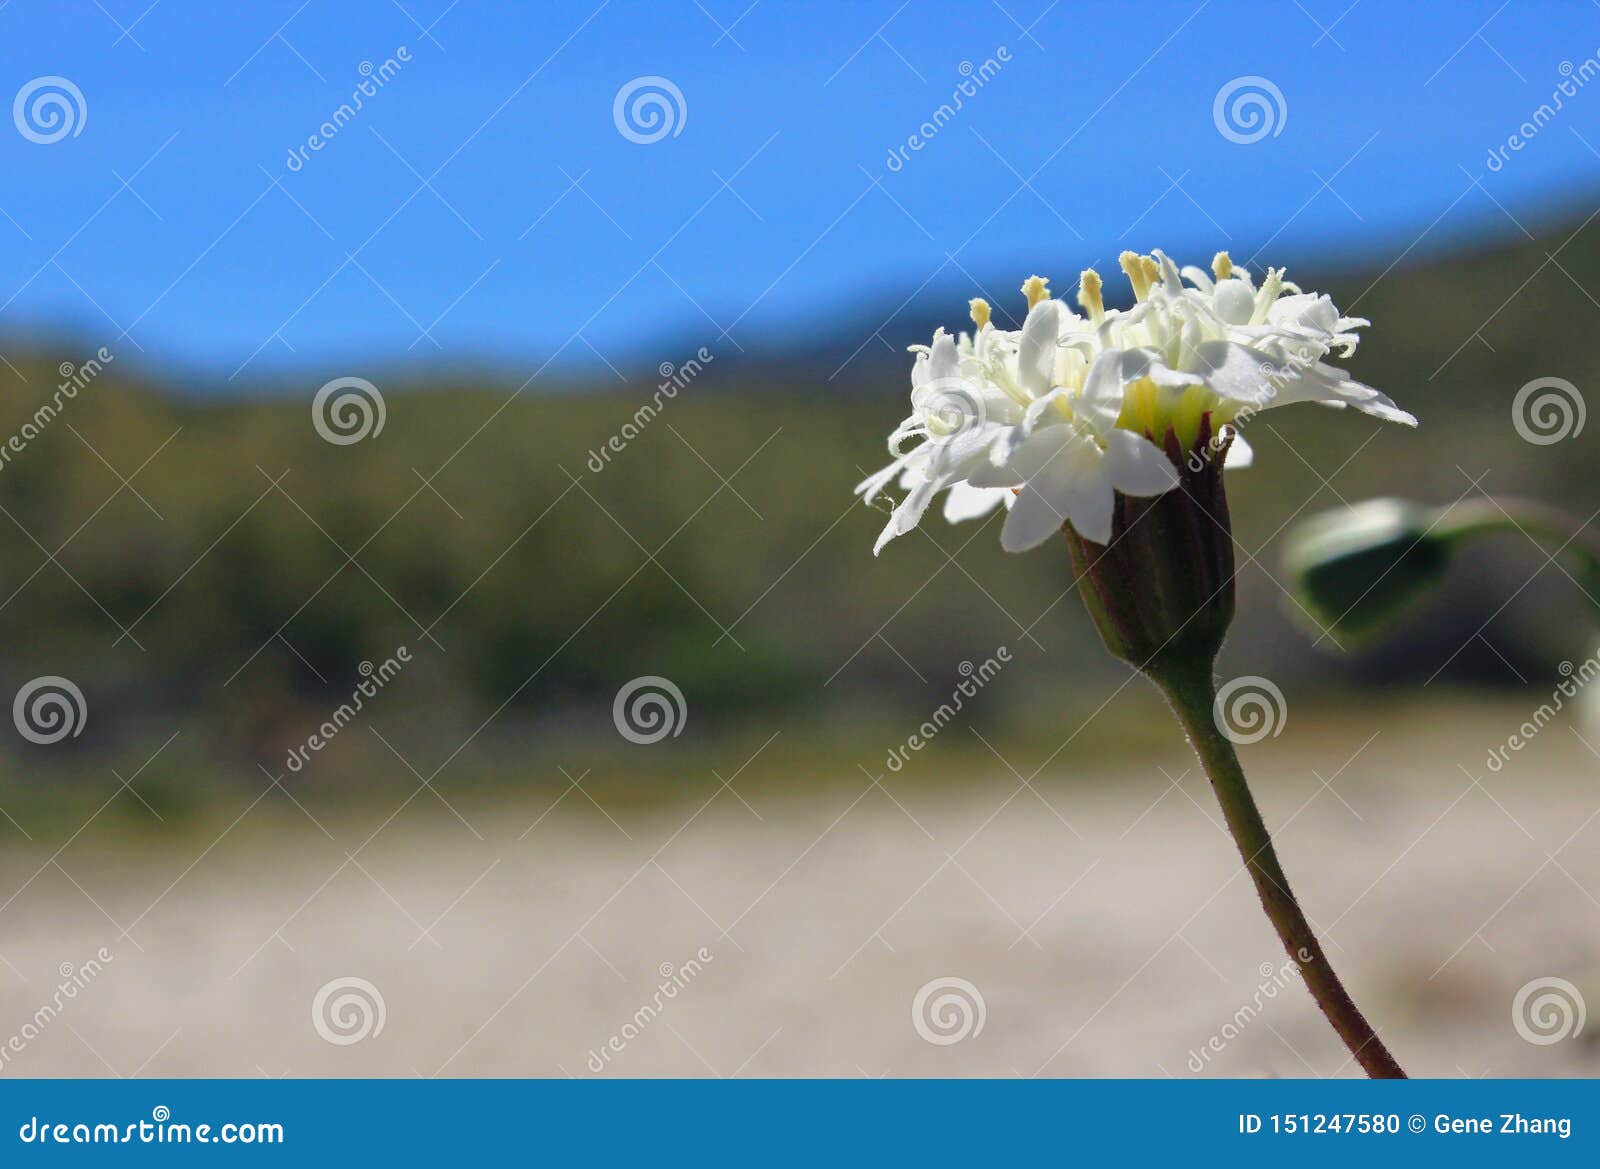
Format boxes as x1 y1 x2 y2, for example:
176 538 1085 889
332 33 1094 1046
859 251 1415 554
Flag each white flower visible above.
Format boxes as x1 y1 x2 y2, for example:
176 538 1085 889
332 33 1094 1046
854 315 1023 554
860 253 1415 554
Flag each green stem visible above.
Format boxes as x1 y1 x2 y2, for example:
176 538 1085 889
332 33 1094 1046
1435 497 1600 596
1153 657 1407 1079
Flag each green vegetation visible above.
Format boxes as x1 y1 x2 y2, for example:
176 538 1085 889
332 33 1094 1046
0 214 1595 803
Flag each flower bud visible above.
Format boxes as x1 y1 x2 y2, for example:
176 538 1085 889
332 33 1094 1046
1281 499 1452 641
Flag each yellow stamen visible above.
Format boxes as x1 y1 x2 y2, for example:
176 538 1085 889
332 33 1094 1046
1077 268 1104 323
1119 251 1159 301
1211 251 1233 281
968 297 991 330
1021 274 1051 309
1141 255 1161 296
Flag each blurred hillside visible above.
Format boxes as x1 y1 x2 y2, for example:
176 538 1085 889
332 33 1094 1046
1 213 1596 799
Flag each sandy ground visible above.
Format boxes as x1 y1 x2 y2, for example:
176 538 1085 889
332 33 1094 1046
2 700 1598 1079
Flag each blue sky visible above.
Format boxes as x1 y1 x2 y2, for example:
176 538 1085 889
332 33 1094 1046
1 0 1596 389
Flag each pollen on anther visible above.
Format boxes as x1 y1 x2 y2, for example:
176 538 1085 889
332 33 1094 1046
969 297 992 330
1077 269 1104 322
1119 252 1158 301
1021 275 1051 309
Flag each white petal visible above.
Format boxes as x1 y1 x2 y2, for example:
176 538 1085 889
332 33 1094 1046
1191 340 1279 407
1151 250 1184 296
1021 387 1074 435
872 515 903 556
886 414 926 455
1004 425 1076 479
1002 434 1116 548
997 428 1078 550
1355 397 1417 426
1101 428 1179 497
967 461 1023 488
1143 354 1205 389
1224 431 1254 469
1058 445 1117 544
1275 362 1417 426
1078 349 1128 434
871 473 941 555
855 453 911 503
909 350 929 392
1000 483 1070 552
1065 483 1116 544
1269 293 1338 333
928 329 959 383
1017 299 1062 398
933 422 999 473
1213 279 1255 325
942 483 1010 523
1318 370 1416 425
